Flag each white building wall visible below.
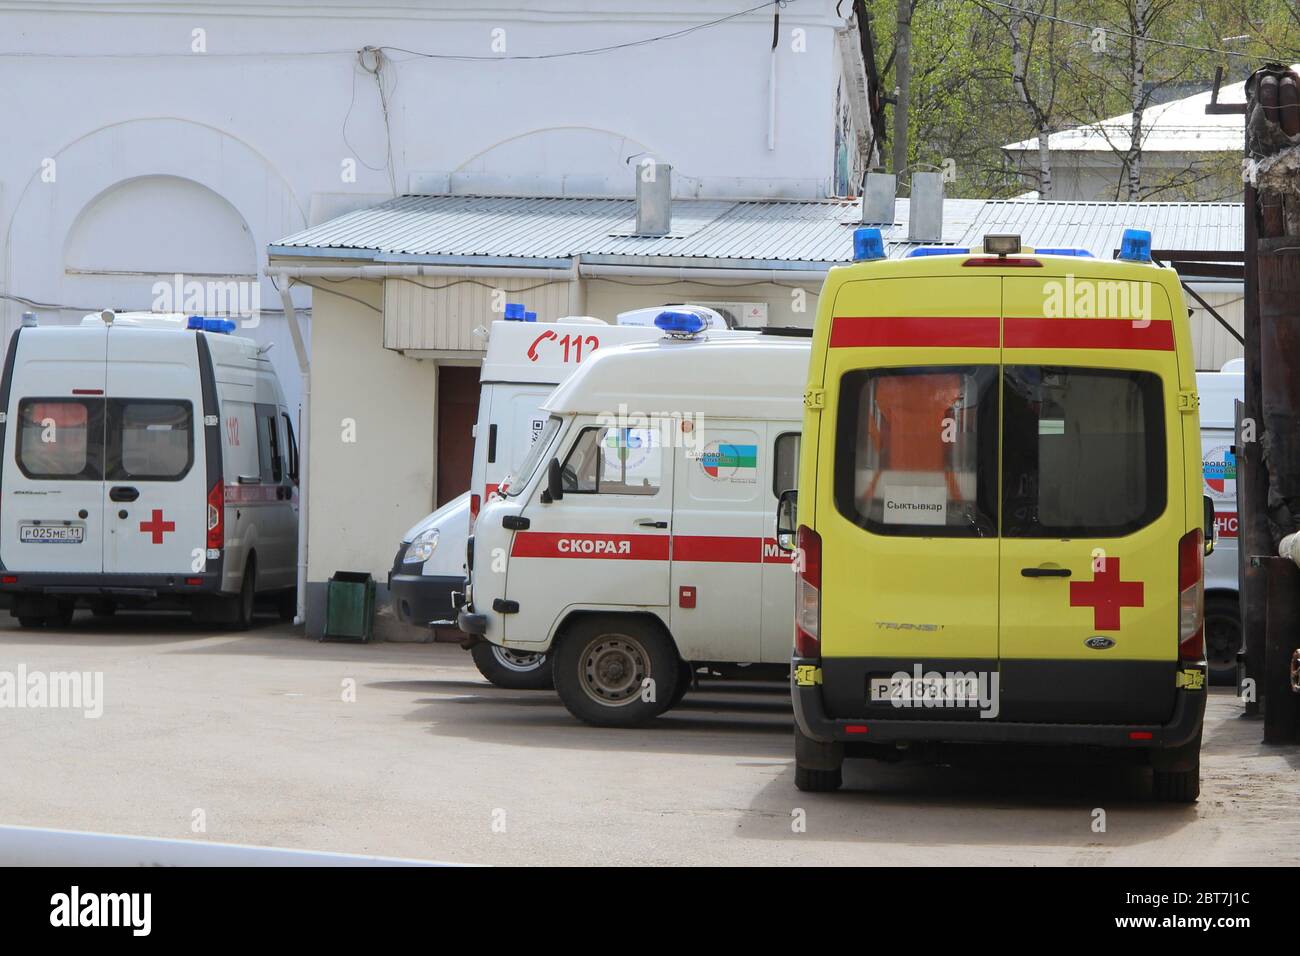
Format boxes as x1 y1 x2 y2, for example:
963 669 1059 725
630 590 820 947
2 0 855 415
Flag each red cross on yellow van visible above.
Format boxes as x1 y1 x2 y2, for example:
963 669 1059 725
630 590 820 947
782 230 1213 802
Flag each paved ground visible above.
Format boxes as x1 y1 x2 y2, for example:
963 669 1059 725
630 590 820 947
0 613 1296 866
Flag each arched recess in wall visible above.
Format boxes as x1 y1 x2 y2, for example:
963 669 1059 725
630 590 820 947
63 174 257 310
5 116 307 321
452 126 669 195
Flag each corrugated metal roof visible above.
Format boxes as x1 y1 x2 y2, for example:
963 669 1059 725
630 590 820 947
270 194 1243 268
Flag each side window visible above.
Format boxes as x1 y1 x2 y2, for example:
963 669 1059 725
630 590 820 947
106 400 193 481
281 412 299 483
773 432 800 497
835 366 998 537
254 405 282 483
16 398 103 480
1002 366 1166 537
561 425 662 496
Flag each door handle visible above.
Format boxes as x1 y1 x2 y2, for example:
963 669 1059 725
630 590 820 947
1021 566 1071 578
109 486 139 502
635 519 668 529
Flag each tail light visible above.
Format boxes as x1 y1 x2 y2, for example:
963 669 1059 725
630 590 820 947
207 480 224 550
469 493 480 533
1178 528 1204 662
795 525 821 658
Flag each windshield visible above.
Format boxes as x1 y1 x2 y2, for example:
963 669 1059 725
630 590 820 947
505 415 562 497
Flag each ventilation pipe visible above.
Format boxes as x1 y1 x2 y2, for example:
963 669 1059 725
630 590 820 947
636 162 672 237
862 172 896 224
908 171 945 243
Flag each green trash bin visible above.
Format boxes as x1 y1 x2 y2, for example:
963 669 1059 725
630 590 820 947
324 571 376 642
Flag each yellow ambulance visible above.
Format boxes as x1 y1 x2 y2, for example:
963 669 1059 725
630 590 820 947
781 229 1214 802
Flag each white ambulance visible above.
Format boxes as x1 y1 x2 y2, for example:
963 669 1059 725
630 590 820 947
389 306 730 688
1197 359 1243 682
0 312 298 628
457 313 809 726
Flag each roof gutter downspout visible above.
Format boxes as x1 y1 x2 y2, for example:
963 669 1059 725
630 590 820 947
275 281 311 627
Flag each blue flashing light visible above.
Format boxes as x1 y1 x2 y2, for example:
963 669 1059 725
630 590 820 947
187 316 236 334
503 302 526 321
524 311 537 323
905 247 970 258
1118 228 1153 263
1034 248 1094 258
654 309 708 337
852 227 886 262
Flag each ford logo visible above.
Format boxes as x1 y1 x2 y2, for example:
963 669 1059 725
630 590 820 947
1085 636 1116 650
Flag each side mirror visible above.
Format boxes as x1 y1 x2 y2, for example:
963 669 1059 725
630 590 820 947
1203 495 1216 556
775 489 798 552
542 457 564 503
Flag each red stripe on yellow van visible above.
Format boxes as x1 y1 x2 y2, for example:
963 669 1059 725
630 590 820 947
1004 317 1174 350
830 316 999 349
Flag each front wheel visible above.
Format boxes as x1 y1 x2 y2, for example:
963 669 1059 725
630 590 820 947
1204 595 1241 685
552 615 680 727
470 641 553 690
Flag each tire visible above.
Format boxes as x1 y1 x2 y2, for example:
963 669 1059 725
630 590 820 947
794 724 844 793
795 764 843 793
1204 594 1241 685
91 600 116 618
47 602 75 628
668 660 694 708
17 615 45 629
470 641 553 690
1151 731 1201 803
277 589 297 623
552 615 680 727
1152 767 1200 803
227 560 255 631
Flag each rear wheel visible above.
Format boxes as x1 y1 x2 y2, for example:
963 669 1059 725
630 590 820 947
794 724 844 793
1151 732 1201 803
552 615 679 727
1205 594 1241 685
470 641 553 690
47 602 75 628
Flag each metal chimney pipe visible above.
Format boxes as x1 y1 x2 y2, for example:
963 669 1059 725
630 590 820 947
636 162 672 236
908 171 944 242
862 172 897 224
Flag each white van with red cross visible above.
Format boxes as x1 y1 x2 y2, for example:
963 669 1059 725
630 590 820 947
0 311 298 628
389 306 732 687
457 312 809 726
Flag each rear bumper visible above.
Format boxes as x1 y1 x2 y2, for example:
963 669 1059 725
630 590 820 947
792 656 1206 751
0 571 223 606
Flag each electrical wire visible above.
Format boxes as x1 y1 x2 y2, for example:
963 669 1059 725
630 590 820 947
972 0 1254 59
379 1 787 62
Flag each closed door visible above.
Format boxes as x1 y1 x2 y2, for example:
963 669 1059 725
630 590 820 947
437 365 480 507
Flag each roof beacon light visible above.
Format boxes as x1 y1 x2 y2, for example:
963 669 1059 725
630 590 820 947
20 311 37 328
186 316 205 330
503 302 526 321
524 311 538 323
188 316 236 334
906 247 969 258
1035 248 1094 258
1118 228 1153 263
983 234 1021 256
654 309 708 338
853 227 885 262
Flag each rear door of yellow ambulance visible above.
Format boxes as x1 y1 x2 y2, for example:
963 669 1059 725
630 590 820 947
997 269 1183 722
817 271 1002 719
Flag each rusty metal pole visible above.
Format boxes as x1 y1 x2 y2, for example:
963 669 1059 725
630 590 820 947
1262 558 1300 743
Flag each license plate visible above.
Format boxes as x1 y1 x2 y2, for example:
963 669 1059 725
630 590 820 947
20 524 84 544
869 675 982 705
